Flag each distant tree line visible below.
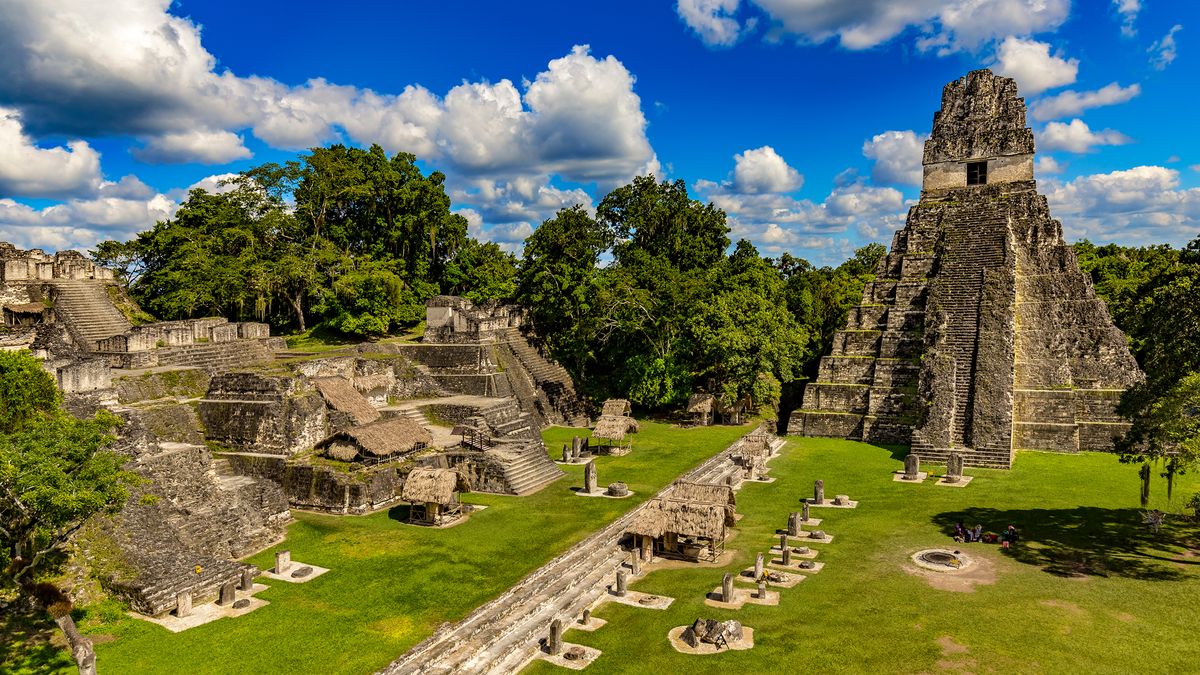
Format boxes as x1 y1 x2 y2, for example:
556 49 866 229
92 147 885 418
1076 238 1200 497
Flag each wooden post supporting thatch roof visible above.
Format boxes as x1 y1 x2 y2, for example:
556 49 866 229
401 467 469 505
315 377 381 426
687 393 714 414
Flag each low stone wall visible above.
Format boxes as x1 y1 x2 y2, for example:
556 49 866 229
226 454 405 515
199 372 327 455
114 368 211 404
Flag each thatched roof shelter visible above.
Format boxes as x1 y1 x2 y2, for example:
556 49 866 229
601 399 631 417
4 302 45 314
352 373 393 394
671 481 736 525
739 434 773 458
627 498 726 540
315 377 381 425
593 415 640 441
687 393 714 414
317 416 432 462
401 467 469 505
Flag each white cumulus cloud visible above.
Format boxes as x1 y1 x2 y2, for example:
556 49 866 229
862 130 926 186
1035 155 1067 175
991 37 1078 96
1046 165 1200 245
731 146 803 193
133 129 253 164
1038 119 1131 153
676 0 746 47
0 108 102 198
1113 0 1141 37
1030 82 1141 121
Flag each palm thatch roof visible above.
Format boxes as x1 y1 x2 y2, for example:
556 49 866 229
353 373 393 393
592 415 640 440
687 393 714 414
717 396 752 414
401 467 469 504
738 434 773 458
601 399 631 417
315 377 381 425
3 302 45 314
317 416 432 460
627 498 726 540
670 481 736 525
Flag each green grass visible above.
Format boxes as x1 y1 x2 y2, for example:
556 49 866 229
70 421 749 675
525 439 1200 674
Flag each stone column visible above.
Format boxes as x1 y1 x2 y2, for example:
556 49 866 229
240 567 255 591
571 436 582 461
217 580 236 606
615 570 627 597
904 453 921 479
722 573 734 602
946 451 963 482
640 534 652 561
814 480 825 504
584 459 598 494
783 546 792 566
275 550 291 575
755 553 764 579
787 512 802 536
581 609 591 625
780 533 788 553
562 445 570 463
548 619 563 656
758 581 767 599
630 550 641 576
175 592 192 618
802 501 811 523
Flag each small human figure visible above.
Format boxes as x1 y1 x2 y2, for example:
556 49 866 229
971 524 983 543
1001 524 1018 549
953 522 966 543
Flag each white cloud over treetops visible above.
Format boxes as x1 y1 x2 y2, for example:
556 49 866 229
1046 165 1200 245
0 108 102 199
862 130 926 186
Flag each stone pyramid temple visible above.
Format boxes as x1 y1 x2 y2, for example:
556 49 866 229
788 69 1143 468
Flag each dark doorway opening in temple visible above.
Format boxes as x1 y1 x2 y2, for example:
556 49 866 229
966 161 988 185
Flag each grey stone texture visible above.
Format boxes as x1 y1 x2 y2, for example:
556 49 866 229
789 70 1142 468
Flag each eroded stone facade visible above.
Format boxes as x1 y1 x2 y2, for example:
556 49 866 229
789 70 1142 467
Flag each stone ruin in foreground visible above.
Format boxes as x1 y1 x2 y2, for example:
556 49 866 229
790 69 1143 468
1 252 587 616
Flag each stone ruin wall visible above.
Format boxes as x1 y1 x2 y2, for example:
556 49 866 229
789 70 1143 467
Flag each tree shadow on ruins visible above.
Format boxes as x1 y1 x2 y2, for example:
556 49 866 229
932 507 1200 581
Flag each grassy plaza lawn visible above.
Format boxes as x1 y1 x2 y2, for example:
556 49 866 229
54 421 749 675
524 438 1200 674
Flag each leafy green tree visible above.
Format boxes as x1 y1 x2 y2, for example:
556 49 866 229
516 205 612 375
0 351 133 675
443 239 518 305
600 175 729 272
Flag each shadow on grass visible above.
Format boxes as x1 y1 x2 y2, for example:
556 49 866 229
386 504 412 523
0 607 74 674
932 507 1200 580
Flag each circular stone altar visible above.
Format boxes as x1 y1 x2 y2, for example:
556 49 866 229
910 548 974 572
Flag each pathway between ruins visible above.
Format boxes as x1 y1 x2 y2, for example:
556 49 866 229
378 426 781 675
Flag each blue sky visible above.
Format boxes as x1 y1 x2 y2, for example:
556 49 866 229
0 1 1196 265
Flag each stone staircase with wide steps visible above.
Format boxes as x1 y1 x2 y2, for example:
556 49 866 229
383 427 776 675
47 278 132 350
490 440 564 495
154 340 276 371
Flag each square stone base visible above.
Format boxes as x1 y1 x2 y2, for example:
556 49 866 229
539 643 602 670
569 616 608 632
935 475 974 487
738 567 806 588
893 472 928 483
768 543 819 558
808 498 858 508
768 559 825 574
605 590 674 610
704 586 779 609
261 561 330 584
134 583 269 633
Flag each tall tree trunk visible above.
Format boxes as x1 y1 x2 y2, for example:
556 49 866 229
289 293 306 332
53 612 96 675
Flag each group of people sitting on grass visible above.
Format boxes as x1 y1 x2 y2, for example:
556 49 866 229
953 522 1019 548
